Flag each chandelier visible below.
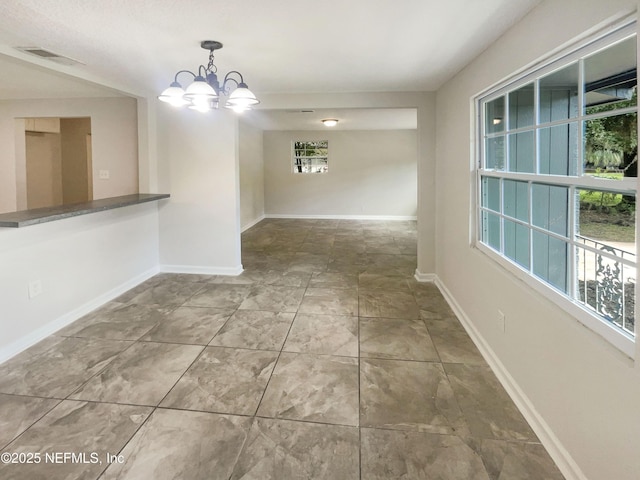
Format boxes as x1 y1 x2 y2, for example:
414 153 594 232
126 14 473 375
158 40 260 113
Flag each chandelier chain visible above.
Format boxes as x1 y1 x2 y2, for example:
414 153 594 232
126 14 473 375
207 51 217 74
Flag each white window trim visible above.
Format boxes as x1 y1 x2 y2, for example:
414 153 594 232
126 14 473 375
472 19 638 358
476 242 635 358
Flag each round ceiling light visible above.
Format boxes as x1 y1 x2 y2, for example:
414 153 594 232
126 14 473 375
321 118 339 127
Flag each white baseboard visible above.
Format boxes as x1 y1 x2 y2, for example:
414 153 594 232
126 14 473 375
433 276 586 480
242 214 266 232
160 264 244 276
0 267 160 365
414 269 437 282
264 214 417 221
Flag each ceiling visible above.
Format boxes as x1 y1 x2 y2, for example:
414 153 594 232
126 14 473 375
0 0 540 97
0 1 540 130
0 53 124 99
245 108 417 131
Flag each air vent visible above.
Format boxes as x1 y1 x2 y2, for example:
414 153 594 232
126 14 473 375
24 48 58 58
285 109 315 114
14 47 83 66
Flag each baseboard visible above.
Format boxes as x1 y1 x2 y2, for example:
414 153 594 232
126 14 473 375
160 264 244 276
0 266 160 365
414 269 437 282
433 277 586 480
264 214 417 221
242 214 266 232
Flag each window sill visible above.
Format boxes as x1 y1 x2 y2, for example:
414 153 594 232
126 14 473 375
0 193 170 228
475 242 636 359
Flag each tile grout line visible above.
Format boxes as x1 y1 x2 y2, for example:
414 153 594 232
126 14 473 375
0 396 64 453
6 219 536 479
96 280 217 478
357 300 363 480
90 283 226 479
249 271 308 421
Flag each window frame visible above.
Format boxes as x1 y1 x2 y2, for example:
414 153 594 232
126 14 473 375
291 140 329 174
473 20 638 358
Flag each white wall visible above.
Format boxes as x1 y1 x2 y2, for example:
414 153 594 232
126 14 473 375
157 106 242 274
263 129 417 218
258 92 435 273
433 1 639 479
0 202 161 362
0 97 139 213
60 117 92 205
417 95 437 274
25 130 63 208
239 120 265 230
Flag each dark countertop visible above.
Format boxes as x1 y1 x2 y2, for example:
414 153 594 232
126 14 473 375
0 193 170 228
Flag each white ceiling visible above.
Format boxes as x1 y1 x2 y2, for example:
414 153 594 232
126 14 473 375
0 53 124 99
0 0 540 130
0 0 540 97
245 108 417 131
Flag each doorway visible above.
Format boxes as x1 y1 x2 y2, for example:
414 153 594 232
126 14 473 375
22 117 93 209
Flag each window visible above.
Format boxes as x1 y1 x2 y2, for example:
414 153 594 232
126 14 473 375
293 140 328 173
477 24 637 355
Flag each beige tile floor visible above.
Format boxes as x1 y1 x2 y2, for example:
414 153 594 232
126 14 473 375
0 219 565 479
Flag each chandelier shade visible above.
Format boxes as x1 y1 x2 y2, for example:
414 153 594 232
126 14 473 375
158 82 189 106
158 41 259 113
183 77 218 99
226 83 259 107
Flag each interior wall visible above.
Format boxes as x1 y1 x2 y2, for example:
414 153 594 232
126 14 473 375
157 106 242 274
258 92 435 272
239 120 265 230
433 1 639 479
263 129 417 218
0 97 139 214
417 95 437 274
90 98 138 200
60 117 92 205
25 131 62 209
0 202 160 362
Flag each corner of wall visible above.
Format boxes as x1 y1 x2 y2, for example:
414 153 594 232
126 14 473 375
0 266 158 364
242 214 265 232
414 269 437 282
430 274 588 480
137 97 158 193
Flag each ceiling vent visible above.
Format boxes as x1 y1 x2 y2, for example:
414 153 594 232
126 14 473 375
14 47 83 66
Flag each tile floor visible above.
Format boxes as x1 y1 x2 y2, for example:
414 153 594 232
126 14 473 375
0 219 565 479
